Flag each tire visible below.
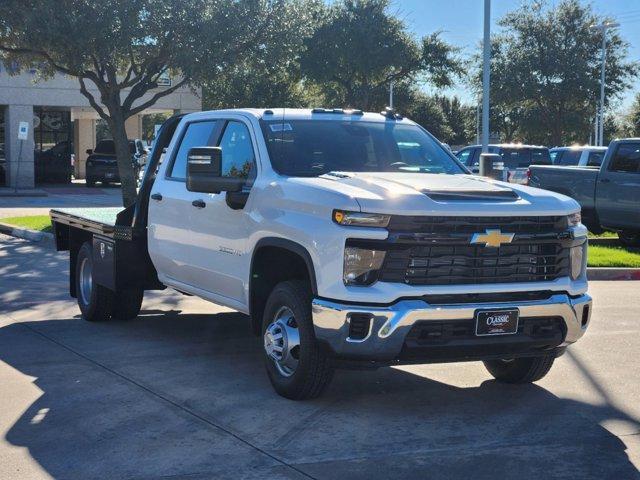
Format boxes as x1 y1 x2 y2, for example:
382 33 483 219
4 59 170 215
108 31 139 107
75 242 113 322
262 280 334 400
112 289 144 320
619 231 640 247
86 178 96 188
483 354 556 384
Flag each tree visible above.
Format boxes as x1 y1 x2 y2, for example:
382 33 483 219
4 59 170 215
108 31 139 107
300 0 461 110
478 0 637 145
0 0 292 206
622 92 640 138
204 1 322 110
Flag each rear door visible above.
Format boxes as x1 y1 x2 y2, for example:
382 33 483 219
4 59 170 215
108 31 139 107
596 142 640 229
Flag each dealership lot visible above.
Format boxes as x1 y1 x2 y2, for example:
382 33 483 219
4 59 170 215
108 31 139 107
1 234 639 480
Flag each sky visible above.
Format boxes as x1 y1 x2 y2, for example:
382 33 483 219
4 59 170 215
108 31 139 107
392 0 640 112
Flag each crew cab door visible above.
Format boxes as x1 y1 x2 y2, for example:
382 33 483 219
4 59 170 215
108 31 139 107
148 119 221 285
596 141 640 229
186 119 257 305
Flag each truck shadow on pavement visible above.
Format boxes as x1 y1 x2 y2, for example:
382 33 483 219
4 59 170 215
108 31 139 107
2 309 640 480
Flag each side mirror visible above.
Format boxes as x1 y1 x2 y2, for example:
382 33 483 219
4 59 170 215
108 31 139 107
86 149 93 155
186 147 245 194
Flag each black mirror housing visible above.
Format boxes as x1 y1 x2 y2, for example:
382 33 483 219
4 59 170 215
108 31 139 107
186 146 245 194
86 149 93 155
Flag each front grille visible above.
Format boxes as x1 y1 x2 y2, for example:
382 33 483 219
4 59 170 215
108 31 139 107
380 241 570 285
387 215 565 235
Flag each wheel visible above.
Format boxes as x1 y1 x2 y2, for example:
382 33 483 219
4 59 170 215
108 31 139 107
262 280 334 400
112 289 144 320
483 354 556 383
619 231 640 247
75 242 113 322
86 178 95 187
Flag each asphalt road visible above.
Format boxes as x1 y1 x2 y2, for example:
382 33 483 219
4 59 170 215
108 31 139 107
1 234 639 480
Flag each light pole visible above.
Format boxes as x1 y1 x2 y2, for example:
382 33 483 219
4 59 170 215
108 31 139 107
591 21 619 146
481 0 491 153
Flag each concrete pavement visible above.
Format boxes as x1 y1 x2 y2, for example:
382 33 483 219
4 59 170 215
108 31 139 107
0 234 639 479
0 183 121 219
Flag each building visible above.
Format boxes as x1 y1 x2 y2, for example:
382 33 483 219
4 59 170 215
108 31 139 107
0 66 201 189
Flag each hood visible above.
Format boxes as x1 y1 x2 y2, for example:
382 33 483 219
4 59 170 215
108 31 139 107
300 172 579 216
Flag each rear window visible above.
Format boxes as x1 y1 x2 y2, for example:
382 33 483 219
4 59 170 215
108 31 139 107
554 150 581 166
587 151 605 167
94 140 137 155
499 147 550 168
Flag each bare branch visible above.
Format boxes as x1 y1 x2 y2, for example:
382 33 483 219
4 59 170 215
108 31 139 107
78 77 109 120
127 78 189 117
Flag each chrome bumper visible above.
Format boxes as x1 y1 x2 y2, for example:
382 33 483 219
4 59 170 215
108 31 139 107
312 293 592 361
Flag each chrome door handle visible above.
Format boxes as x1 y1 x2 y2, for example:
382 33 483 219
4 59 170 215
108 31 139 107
192 199 206 208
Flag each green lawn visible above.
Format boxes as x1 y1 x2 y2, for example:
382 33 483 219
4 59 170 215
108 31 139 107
1 215 53 233
588 245 640 268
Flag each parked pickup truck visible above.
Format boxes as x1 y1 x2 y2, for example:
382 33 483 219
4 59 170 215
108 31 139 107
529 138 640 245
50 108 592 400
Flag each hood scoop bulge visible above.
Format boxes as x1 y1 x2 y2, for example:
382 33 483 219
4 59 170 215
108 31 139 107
422 188 520 202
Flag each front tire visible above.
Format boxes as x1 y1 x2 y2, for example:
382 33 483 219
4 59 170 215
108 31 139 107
262 280 334 400
484 355 555 383
76 242 113 322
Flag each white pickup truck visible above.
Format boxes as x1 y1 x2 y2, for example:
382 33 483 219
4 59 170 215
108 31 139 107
50 108 592 400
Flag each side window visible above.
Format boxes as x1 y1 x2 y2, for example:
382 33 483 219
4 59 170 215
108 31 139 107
456 148 472 165
168 121 218 180
587 151 604 167
218 121 256 180
609 143 640 173
469 147 481 166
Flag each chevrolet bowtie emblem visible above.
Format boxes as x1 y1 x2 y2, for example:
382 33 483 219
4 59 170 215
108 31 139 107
470 229 515 248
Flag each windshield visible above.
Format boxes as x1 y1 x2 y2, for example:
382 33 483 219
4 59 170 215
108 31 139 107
260 120 465 176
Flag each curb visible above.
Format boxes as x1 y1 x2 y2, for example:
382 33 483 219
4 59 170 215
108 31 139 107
588 238 621 247
0 222 55 247
587 267 640 281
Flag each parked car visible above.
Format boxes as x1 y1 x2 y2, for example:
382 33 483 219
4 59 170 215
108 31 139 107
35 140 74 184
51 109 591 400
85 139 146 187
529 138 640 245
456 144 552 183
550 146 607 167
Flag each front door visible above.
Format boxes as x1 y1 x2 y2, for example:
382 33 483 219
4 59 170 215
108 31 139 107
596 142 640 229
148 119 220 285
187 119 258 306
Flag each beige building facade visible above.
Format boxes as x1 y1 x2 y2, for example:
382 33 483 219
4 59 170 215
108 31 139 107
0 67 201 188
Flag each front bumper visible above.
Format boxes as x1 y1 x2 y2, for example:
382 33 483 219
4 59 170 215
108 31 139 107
312 293 592 364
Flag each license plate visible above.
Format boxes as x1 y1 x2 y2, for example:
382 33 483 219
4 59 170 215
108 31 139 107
105 173 115 178
475 309 519 336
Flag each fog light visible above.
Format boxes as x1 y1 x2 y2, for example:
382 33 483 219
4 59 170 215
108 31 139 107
570 245 584 280
343 247 385 285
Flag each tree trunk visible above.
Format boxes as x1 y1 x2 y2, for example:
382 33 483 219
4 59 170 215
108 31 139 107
108 114 138 207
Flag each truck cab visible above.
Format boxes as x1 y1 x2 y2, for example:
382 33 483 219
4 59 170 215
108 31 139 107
51 108 592 400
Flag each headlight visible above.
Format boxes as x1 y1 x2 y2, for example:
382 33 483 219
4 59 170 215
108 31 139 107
343 247 386 285
570 244 584 280
333 210 390 228
567 212 582 227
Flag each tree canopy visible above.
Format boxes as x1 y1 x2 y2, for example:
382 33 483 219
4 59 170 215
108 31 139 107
0 0 293 205
479 0 637 146
300 0 462 110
